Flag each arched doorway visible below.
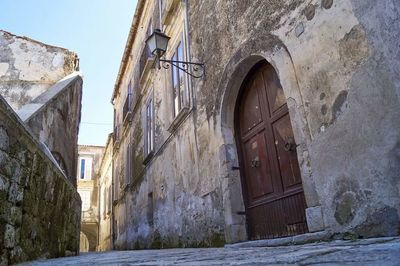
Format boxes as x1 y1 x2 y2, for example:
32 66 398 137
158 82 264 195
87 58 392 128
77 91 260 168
80 224 98 252
80 232 90 252
235 60 308 240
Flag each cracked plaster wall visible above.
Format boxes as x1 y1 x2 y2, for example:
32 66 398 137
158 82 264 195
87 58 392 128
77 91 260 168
188 0 400 239
0 30 76 110
111 0 400 248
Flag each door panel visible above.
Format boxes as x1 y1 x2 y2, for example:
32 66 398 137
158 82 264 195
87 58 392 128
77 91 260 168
240 78 263 136
262 65 287 114
243 131 274 200
272 114 303 190
246 192 308 239
236 61 308 240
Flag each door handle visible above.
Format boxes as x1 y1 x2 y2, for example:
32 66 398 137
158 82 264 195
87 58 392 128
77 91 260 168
251 156 260 168
284 139 296 152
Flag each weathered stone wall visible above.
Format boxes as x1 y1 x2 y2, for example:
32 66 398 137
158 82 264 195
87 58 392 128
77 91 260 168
188 0 400 238
0 96 81 265
23 75 82 186
111 0 400 249
98 135 113 251
112 0 226 249
0 30 77 111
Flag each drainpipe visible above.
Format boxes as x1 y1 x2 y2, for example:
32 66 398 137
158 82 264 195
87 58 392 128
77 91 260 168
184 0 195 105
97 173 100 251
111 153 115 250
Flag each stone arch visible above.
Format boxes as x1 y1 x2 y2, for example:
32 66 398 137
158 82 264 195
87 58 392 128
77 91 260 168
217 35 322 243
80 224 98 252
80 232 90 252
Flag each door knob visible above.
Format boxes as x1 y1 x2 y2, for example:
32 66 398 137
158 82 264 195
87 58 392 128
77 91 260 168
251 156 260 168
284 139 296 152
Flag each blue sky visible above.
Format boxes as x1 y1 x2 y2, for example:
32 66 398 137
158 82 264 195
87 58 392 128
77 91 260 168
0 0 137 146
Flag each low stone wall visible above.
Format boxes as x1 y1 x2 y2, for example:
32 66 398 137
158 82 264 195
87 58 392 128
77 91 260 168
0 96 81 265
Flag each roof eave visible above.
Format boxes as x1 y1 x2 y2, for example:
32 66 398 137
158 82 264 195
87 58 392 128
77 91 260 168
110 0 147 104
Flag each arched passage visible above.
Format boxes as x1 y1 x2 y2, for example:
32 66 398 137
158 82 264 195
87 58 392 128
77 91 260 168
80 224 98 252
80 232 89 252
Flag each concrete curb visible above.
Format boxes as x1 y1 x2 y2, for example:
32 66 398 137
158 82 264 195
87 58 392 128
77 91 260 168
225 231 332 249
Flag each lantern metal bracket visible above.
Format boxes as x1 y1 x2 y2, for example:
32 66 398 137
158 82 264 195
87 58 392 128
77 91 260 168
157 58 205 79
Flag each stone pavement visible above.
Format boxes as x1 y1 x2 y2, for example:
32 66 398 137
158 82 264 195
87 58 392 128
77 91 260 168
19 237 400 266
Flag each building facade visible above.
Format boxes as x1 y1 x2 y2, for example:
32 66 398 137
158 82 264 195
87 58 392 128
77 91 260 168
77 145 105 252
111 0 400 249
98 135 114 251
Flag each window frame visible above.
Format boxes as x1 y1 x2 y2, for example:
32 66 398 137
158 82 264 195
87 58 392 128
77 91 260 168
77 156 93 180
170 33 189 118
124 142 132 186
128 80 133 107
144 92 155 163
80 158 86 179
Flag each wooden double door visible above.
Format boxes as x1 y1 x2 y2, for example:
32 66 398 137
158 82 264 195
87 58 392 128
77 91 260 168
236 61 308 240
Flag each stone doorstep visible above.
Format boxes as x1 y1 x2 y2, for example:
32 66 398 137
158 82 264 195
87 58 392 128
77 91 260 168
224 231 331 249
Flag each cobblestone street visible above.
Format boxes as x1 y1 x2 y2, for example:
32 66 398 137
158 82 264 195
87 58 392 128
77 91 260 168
20 237 400 265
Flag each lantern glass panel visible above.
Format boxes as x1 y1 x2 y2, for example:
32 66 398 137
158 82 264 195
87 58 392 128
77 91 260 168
146 34 157 55
155 33 169 55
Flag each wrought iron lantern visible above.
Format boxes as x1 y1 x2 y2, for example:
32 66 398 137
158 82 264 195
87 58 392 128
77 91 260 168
145 29 205 78
146 29 170 58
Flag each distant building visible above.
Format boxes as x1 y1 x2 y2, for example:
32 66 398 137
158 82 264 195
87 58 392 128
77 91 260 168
97 135 114 251
110 0 400 249
77 145 105 252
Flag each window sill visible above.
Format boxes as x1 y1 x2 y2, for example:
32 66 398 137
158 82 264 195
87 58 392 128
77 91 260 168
78 179 93 182
168 106 190 133
143 150 154 165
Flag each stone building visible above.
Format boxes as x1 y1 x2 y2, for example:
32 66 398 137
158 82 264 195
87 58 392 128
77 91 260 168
0 31 82 264
0 30 82 186
97 135 114 251
111 0 400 249
77 145 105 252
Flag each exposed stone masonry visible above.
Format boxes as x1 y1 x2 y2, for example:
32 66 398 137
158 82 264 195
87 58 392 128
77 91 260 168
0 97 81 265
